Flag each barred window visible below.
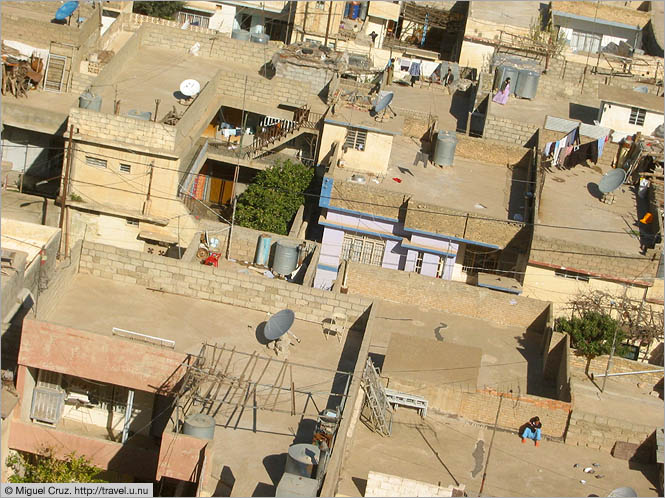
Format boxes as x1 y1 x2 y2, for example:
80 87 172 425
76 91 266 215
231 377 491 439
628 107 646 126
176 11 210 28
344 128 367 151
341 234 384 266
119 163 131 173
462 246 498 275
554 268 590 282
86 156 107 168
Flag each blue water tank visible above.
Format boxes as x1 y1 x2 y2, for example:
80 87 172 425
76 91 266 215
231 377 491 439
255 234 272 266
350 3 360 19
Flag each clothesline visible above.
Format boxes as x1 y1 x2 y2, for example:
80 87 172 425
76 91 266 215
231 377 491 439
543 126 608 169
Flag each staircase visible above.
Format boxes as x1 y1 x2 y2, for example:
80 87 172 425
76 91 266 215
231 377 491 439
245 105 322 160
361 357 392 436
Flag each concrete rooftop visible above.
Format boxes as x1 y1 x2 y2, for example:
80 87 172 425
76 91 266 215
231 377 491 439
337 409 661 497
368 300 547 396
490 92 601 128
42 273 361 496
537 165 642 254
333 135 512 220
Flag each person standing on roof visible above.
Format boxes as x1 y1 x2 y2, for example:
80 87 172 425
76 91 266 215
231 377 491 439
385 58 395 87
492 77 511 105
409 60 421 87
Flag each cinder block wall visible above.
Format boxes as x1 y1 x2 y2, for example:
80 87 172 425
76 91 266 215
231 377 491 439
78 241 371 326
569 353 663 386
216 70 310 108
483 114 539 146
274 63 334 97
36 240 82 320
345 261 551 330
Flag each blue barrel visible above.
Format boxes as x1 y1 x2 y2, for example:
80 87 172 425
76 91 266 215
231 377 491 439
255 234 272 266
350 3 360 19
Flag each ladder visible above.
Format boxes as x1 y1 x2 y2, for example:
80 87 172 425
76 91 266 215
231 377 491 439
361 357 392 436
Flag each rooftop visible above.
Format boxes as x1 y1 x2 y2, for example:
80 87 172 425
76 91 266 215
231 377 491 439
598 84 664 113
331 135 513 221
551 1 651 29
42 273 361 496
468 0 542 29
0 218 59 267
325 106 405 135
536 165 643 255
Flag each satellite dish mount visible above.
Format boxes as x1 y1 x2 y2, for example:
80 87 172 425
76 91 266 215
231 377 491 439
371 91 397 122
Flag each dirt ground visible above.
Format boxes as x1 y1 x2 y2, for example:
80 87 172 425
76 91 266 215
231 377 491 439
338 410 661 497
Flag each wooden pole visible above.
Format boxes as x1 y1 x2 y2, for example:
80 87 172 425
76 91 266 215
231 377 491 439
478 394 503 496
58 125 74 259
324 1 333 47
144 162 154 215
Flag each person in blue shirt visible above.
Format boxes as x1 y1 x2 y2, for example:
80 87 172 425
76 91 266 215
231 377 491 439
521 416 542 446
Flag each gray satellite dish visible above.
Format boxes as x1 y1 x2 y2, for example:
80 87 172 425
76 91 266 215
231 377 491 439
179 79 201 97
264 309 296 341
608 487 637 497
374 91 394 112
598 168 627 194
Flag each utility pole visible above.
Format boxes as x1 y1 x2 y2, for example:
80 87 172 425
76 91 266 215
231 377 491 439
478 394 503 496
144 161 154 215
226 76 248 261
324 1 333 47
58 125 74 259
601 298 618 393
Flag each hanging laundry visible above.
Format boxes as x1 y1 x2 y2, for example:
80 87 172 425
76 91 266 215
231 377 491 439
543 141 555 156
399 58 412 72
421 61 440 78
559 145 574 167
597 136 606 161
565 142 597 167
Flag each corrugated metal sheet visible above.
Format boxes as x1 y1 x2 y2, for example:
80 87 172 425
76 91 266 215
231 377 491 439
544 116 610 140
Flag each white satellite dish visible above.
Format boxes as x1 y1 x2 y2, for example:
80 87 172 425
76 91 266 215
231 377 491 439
179 79 201 97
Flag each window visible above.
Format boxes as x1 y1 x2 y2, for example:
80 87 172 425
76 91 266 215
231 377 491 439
629 107 646 126
86 156 107 168
554 268 590 282
462 246 498 275
315 1 326 9
126 218 139 226
176 11 210 28
436 256 446 279
341 234 385 266
570 30 602 53
619 343 640 361
119 163 131 174
415 252 424 273
344 128 367 151
238 13 252 31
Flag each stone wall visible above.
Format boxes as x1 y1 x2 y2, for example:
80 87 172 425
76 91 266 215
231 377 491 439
215 70 309 108
78 241 372 326
569 353 663 386
483 113 540 147
274 62 335 98
456 134 531 165
35 240 81 320
365 471 465 497
344 261 551 330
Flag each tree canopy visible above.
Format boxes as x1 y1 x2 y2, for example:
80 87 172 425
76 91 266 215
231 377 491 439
235 159 314 235
7 448 105 483
132 1 184 20
556 311 626 372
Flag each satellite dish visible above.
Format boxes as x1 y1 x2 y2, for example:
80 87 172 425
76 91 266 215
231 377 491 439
598 168 627 194
179 79 201 97
264 309 295 341
374 91 394 113
608 487 637 497
55 1 79 20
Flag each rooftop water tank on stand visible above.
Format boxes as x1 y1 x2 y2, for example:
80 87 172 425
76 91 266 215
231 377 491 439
182 413 215 440
285 443 320 478
79 90 102 111
433 131 457 167
494 64 519 95
231 29 251 41
250 32 270 44
515 69 540 99
272 241 300 276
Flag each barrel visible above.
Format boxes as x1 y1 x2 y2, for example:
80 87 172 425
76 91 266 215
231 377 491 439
182 413 215 440
272 241 299 275
284 444 320 478
515 69 540 99
494 64 518 95
231 29 251 41
79 90 102 111
250 32 270 44
254 234 272 266
350 3 360 19
433 131 457 167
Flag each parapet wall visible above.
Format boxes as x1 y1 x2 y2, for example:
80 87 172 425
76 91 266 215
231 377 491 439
344 261 551 330
78 241 372 327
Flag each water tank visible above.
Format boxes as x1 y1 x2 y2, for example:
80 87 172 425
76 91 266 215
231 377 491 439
79 90 102 111
284 443 320 478
231 29 251 41
515 69 540 99
359 1 368 20
494 64 518 95
433 130 457 167
182 413 215 440
350 2 360 19
250 32 270 44
254 234 272 266
127 110 152 120
273 241 300 275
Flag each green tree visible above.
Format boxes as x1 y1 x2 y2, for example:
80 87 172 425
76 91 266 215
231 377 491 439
7 448 106 483
556 311 626 375
132 1 184 20
235 159 314 235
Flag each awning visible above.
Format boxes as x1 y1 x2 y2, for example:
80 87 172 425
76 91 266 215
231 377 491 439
138 229 179 245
